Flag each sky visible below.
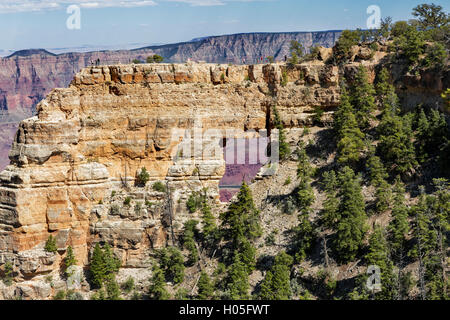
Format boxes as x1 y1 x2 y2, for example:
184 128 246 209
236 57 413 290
0 0 448 51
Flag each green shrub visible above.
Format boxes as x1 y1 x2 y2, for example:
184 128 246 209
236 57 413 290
283 177 292 186
152 181 167 193
121 277 135 294
2 261 13 286
53 290 66 300
123 197 132 206
187 192 203 213
281 71 288 87
132 59 142 64
136 167 150 187
44 235 57 253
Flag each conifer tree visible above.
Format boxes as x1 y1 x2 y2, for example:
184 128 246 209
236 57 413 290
320 170 340 229
197 271 214 300
365 226 397 300
273 106 291 161
292 214 316 262
334 86 365 166
200 194 219 250
388 177 410 299
258 252 293 300
158 247 185 284
351 65 377 130
366 153 392 213
226 253 250 300
295 142 315 213
90 243 106 288
44 235 57 253
183 220 199 265
333 167 367 262
220 182 262 249
64 246 77 277
148 264 170 300
378 111 416 175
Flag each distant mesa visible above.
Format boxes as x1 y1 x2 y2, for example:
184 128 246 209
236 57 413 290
7 49 56 58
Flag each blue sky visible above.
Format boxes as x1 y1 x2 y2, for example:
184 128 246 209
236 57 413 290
0 0 448 51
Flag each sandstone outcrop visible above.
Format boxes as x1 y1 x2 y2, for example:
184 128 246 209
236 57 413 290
0 59 346 298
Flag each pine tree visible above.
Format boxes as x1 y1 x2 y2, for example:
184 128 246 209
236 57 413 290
183 220 199 265
351 65 376 129
409 189 436 300
334 86 365 166
158 247 185 284
388 177 410 299
89 243 121 288
197 271 214 300
148 264 170 300
201 195 219 251
259 252 293 300
320 170 340 229
425 179 449 299
90 243 106 288
239 238 257 275
333 167 368 262
273 106 291 160
292 214 316 262
366 153 392 213
220 182 262 250
365 226 397 300
351 65 377 130
106 278 121 300
378 112 416 175
226 253 250 300
64 246 77 277
102 244 121 281
295 142 315 213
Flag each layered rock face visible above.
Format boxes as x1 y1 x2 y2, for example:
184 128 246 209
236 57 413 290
0 31 342 172
0 59 342 297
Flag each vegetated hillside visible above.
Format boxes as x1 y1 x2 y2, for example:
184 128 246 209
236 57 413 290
131 5 449 301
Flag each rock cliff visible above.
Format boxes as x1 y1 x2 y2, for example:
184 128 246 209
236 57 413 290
0 41 447 299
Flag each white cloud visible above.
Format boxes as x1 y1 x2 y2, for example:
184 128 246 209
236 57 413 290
0 0 157 14
0 0 267 13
